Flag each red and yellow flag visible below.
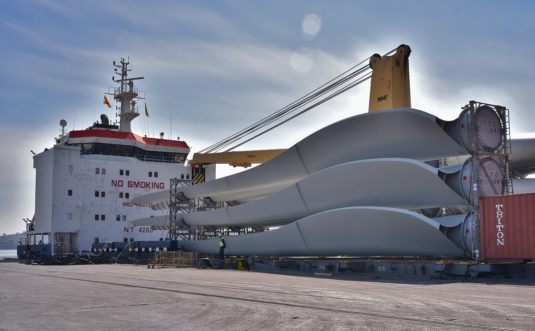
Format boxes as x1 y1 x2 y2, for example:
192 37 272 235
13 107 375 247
103 96 112 108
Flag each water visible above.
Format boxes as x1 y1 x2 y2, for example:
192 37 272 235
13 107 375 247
0 249 17 259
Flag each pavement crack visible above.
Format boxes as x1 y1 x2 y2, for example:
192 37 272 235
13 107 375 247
74 301 179 311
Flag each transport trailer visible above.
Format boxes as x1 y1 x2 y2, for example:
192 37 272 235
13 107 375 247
261 193 535 279
262 257 535 279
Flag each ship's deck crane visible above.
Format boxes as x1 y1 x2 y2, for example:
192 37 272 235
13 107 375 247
189 44 411 170
189 149 286 168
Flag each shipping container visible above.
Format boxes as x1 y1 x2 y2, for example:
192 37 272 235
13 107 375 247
479 193 535 261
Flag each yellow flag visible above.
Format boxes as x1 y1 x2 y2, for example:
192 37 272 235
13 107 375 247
144 103 149 117
103 96 111 108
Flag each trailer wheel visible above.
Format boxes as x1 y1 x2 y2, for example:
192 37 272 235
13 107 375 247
468 264 479 278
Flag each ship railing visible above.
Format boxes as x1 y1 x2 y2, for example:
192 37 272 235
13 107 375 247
134 154 182 163
114 85 139 97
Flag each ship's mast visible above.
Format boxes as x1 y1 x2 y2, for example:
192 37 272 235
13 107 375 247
112 58 144 132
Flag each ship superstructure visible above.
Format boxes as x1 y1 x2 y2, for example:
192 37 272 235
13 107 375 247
25 59 213 255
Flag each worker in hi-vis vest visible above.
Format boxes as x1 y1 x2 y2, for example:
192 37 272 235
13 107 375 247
219 235 226 259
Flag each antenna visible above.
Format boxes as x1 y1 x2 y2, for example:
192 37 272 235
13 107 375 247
111 58 144 132
169 114 172 141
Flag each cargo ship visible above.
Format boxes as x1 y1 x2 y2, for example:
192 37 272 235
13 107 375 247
18 58 214 258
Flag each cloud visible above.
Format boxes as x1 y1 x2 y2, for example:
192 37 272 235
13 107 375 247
290 49 314 72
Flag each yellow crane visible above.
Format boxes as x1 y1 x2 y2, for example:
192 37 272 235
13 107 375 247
189 44 412 172
189 149 286 168
368 44 411 112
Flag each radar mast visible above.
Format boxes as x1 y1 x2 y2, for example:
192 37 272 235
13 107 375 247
112 58 144 132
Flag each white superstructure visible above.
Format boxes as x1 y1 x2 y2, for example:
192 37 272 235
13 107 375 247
27 59 214 255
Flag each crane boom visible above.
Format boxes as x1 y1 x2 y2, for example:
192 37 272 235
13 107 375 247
189 149 286 168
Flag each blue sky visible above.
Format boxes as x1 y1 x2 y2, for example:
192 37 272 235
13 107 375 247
1 0 534 234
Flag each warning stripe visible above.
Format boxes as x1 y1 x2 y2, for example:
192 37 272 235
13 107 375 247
194 173 205 184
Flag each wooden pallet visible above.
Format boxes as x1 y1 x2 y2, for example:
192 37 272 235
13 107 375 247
150 251 198 268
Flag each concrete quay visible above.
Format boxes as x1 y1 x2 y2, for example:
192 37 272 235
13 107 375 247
1 261 534 330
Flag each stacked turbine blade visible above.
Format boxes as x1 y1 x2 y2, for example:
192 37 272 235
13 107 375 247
132 105 534 258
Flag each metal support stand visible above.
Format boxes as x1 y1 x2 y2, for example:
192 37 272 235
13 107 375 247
463 101 512 260
168 178 194 241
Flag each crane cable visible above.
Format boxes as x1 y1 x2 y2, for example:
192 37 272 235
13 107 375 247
198 61 370 153
199 48 396 153
228 73 372 151
199 59 370 153
204 63 371 153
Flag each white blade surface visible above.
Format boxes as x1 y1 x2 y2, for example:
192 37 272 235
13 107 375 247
175 108 468 203
511 138 535 177
512 178 535 194
180 207 465 257
130 215 168 227
184 158 468 227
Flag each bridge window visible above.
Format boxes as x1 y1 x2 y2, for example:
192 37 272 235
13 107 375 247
79 142 187 164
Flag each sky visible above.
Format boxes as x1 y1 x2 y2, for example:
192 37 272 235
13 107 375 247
0 0 534 234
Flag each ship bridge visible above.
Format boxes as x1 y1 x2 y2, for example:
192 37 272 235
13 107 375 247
67 128 190 164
